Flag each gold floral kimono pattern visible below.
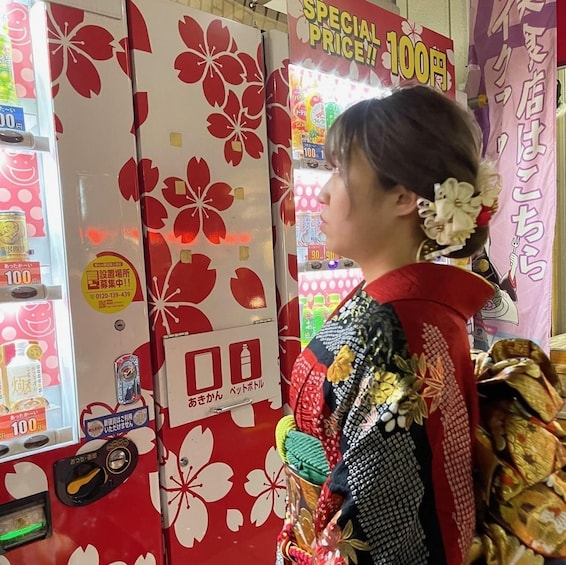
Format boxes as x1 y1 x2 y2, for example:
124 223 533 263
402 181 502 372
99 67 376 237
471 339 566 563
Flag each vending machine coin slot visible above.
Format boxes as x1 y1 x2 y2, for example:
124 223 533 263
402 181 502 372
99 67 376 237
54 437 138 507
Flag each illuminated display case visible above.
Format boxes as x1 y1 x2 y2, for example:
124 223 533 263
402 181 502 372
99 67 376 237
0 0 77 461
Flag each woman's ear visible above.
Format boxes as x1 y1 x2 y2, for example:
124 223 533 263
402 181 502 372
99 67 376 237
392 184 419 217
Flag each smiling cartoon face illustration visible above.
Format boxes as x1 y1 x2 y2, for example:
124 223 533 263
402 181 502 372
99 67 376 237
16 303 54 337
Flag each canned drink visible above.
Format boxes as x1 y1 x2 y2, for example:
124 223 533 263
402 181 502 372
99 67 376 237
0 211 29 261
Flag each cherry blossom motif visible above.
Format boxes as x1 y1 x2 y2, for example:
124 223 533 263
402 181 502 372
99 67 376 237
401 20 423 45
118 158 168 229
67 546 156 565
47 4 115 98
163 157 233 242
230 268 267 309
147 233 214 369
266 61 291 148
207 90 264 166
288 0 310 43
0 556 9 565
132 91 149 133
226 509 244 532
245 446 286 527
175 16 245 107
116 3 152 77
271 148 294 225
277 296 301 403
5 462 48 498
238 44 264 117
54 113 64 137
161 426 233 548
381 46 402 88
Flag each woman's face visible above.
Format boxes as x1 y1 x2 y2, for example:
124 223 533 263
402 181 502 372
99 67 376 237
318 145 400 265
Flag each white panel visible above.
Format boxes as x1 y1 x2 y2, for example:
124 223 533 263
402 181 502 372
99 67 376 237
164 322 280 427
47 0 123 19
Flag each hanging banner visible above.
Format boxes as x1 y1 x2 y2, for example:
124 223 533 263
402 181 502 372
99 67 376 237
468 0 556 352
286 0 455 95
559 0 566 67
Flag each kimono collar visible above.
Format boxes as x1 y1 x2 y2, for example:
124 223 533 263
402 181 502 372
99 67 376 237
364 262 494 321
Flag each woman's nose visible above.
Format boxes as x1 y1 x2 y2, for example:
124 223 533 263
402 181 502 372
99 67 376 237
318 182 329 204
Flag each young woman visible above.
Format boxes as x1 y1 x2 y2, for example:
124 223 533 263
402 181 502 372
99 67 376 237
276 85 498 565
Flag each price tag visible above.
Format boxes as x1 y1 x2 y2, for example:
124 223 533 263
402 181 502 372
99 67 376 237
0 408 47 442
325 250 340 260
0 261 41 286
0 105 25 131
302 141 325 162
308 244 325 261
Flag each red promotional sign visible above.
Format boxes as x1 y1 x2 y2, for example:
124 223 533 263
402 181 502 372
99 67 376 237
287 0 455 95
0 407 47 442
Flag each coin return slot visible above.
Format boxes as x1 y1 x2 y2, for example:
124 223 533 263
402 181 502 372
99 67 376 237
107 448 130 472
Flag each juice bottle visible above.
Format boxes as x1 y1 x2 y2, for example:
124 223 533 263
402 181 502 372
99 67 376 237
304 90 326 145
301 300 315 347
0 14 17 104
327 293 342 317
289 69 307 153
312 294 330 333
325 98 342 131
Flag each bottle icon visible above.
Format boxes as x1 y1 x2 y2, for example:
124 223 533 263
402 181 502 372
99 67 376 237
325 98 342 131
312 294 329 333
301 301 315 347
327 293 341 316
240 343 252 380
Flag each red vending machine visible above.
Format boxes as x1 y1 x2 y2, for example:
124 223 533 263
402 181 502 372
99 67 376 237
128 1 284 563
265 0 456 408
0 1 163 564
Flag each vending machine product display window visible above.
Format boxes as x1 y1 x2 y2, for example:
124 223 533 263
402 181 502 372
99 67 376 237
289 64 385 347
0 0 78 462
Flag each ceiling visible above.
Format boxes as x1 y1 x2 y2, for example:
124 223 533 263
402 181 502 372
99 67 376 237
264 0 287 14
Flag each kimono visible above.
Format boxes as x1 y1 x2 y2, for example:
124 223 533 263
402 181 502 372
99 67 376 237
279 262 494 565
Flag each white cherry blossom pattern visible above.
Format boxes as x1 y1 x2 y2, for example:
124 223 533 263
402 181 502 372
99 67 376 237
401 20 423 45
67 546 156 565
5 462 48 499
287 0 310 43
161 426 233 547
245 446 286 527
226 508 244 532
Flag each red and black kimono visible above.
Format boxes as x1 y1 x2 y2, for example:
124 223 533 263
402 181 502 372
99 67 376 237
280 262 493 565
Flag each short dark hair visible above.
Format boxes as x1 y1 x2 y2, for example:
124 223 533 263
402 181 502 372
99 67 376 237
325 84 488 257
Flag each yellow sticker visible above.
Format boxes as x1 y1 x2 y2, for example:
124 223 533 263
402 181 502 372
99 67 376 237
81 254 137 314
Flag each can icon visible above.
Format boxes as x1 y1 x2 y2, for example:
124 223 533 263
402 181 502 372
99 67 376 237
0 211 29 261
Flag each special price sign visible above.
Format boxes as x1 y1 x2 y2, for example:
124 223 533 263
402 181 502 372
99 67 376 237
288 0 455 94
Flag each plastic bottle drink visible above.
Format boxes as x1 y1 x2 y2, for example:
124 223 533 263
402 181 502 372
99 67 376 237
6 340 44 412
312 294 329 333
0 15 17 104
304 90 326 145
301 301 315 347
327 293 342 317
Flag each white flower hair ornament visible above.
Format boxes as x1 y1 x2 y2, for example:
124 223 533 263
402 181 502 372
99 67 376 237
417 165 501 261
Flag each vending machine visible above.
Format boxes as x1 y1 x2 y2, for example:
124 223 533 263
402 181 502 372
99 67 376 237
128 1 284 563
0 1 163 563
265 0 456 407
